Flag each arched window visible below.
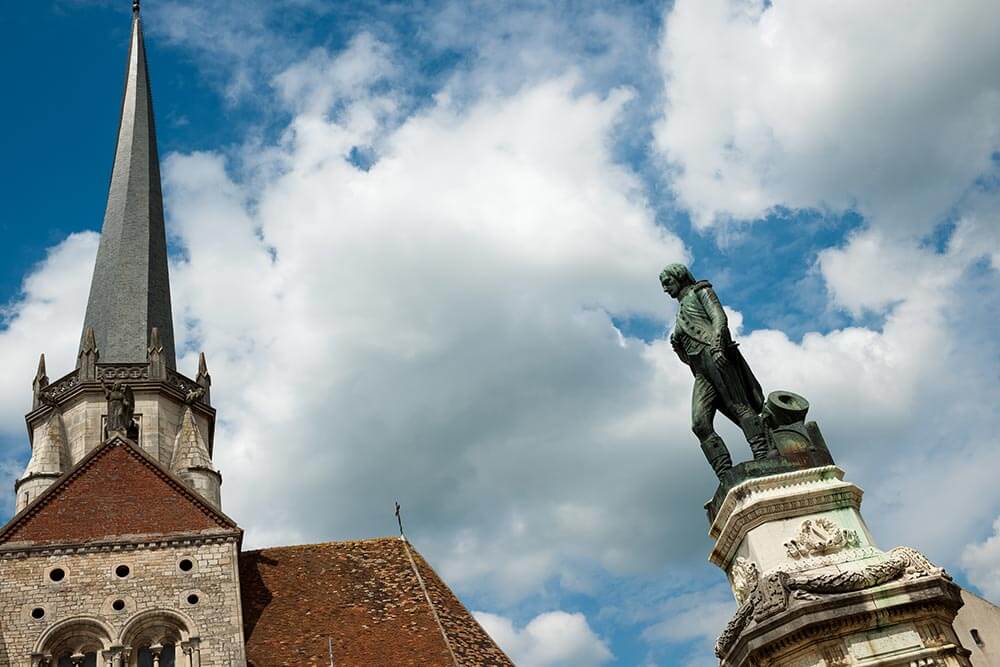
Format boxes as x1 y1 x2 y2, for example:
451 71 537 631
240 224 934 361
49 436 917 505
32 616 113 667
119 610 193 667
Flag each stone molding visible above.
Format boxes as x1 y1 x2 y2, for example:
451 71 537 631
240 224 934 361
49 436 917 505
710 483 864 568
709 466 847 538
30 366 212 426
0 531 240 559
726 586 968 667
770 545 883 576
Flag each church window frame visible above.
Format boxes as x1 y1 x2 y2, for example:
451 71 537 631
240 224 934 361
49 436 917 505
32 615 115 667
118 609 196 667
45 564 70 585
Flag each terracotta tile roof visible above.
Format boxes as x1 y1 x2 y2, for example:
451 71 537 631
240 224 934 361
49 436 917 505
240 538 513 667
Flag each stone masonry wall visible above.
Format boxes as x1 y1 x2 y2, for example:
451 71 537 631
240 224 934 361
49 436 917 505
0 539 245 666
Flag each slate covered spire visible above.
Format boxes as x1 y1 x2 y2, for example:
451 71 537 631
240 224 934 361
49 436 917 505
79 1 176 369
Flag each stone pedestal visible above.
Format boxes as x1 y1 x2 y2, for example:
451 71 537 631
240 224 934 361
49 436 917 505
710 466 972 666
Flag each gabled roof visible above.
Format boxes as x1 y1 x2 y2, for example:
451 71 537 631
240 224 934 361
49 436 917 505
240 538 513 667
0 436 238 548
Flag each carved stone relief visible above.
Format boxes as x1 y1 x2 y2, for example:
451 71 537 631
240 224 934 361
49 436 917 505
731 557 760 605
784 517 860 559
714 546 948 659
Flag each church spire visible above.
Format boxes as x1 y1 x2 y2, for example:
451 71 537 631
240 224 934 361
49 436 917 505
79 3 176 369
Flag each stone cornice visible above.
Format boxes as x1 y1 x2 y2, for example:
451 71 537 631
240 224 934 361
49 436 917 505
710 466 846 538
709 480 864 571
25 366 216 450
0 529 241 559
721 575 964 666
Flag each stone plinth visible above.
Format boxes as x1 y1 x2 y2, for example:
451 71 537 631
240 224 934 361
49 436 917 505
710 467 973 666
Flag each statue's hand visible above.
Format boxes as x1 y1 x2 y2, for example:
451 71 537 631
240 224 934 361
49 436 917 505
711 345 728 367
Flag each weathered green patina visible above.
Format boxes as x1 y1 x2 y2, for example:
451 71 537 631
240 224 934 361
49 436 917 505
660 264 834 493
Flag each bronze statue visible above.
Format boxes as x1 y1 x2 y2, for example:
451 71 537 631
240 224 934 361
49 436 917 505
660 263 770 478
101 379 136 437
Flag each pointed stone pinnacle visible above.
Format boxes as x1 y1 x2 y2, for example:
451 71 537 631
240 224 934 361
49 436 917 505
196 351 212 404
148 326 166 379
133 0 140 14
32 354 50 410
78 326 100 380
148 326 163 352
80 327 98 354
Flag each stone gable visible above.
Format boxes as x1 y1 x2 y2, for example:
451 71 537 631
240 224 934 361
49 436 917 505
0 439 235 547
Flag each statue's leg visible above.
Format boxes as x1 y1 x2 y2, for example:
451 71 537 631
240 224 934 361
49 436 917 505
707 360 772 460
738 411 771 460
692 376 732 477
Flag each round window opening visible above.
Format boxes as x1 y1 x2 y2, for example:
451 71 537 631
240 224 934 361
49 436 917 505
49 568 65 582
30 607 44 620
115 564 130 578
179 558 194 572
112 599 126 612
187 593 199 605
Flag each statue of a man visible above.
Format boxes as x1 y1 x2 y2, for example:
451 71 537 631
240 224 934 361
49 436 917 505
660 263 770 478
101 379 135 437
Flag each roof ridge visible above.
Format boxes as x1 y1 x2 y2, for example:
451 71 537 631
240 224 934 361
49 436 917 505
242 535 402 553
402 538 460 667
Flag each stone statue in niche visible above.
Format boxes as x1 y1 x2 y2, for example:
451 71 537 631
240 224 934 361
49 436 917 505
660 263 770 477
101 379 137 439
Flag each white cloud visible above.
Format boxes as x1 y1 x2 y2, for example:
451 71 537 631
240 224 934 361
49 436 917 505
962 517 1000 601
656 0 1000 233
161 36 698 603
641 588 734 646
475 610 613 667
3 5 1000 665
0 233 98 427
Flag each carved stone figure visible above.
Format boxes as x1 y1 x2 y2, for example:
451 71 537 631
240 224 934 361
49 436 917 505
660 263 768 477
731 557 760 605
101 379 135 437
784 517 860 559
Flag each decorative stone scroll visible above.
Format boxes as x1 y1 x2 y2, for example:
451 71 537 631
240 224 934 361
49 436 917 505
784 517 860 559
715 546 947 658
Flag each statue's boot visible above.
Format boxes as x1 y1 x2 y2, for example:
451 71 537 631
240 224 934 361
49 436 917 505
741 415 772 460
701 435 733 478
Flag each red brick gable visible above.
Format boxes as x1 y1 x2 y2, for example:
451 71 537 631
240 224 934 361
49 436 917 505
0 438 237 546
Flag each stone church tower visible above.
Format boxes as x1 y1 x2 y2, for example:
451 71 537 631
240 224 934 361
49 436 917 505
0 4 242 666
0 4 513 666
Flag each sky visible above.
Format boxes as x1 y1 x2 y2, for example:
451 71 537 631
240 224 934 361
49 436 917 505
0 1 999 665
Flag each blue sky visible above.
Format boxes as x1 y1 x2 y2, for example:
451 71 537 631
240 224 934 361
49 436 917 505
1 2 999 666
